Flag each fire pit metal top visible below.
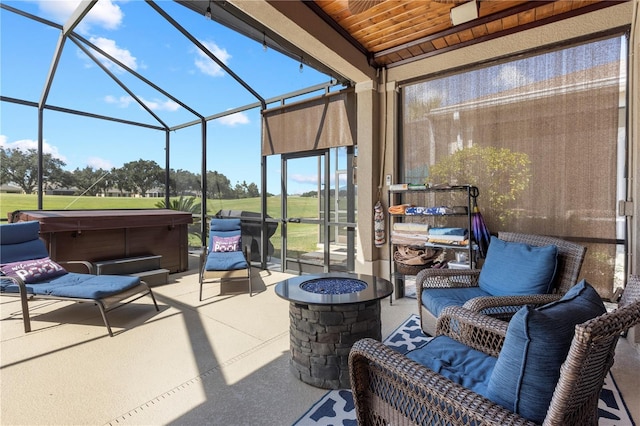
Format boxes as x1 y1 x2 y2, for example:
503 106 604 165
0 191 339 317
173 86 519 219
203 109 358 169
275 272 393 305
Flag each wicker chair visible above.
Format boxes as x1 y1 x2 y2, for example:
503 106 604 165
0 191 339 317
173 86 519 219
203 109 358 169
417 232 586 336
349 275 640 426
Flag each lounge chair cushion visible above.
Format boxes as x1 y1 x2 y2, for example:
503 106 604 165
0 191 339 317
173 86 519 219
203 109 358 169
0 221 50 263
211 218 241 232
421 286 490 317
478 236 558 296
486 279 606 423
0 272 141 299
406 335 497 396
205 251 248 271
0 220 41 245
1 257 68 283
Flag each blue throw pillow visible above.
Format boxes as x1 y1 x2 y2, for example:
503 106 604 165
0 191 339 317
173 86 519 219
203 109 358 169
486 279 606 423
478 236 558 296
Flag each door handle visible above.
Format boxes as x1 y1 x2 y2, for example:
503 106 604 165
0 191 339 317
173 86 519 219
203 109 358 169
288 218 301 223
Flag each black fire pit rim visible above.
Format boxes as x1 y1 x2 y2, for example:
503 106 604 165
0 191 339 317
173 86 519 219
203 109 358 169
274 272 393 305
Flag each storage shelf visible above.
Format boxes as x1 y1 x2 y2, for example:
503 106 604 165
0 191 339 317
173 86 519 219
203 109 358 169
389 213 469 217
388 185 478 299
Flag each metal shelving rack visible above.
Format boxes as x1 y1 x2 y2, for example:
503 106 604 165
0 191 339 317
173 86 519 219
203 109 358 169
388 184 478 298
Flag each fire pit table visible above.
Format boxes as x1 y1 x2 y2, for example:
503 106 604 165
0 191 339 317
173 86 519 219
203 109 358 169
275 272 393 389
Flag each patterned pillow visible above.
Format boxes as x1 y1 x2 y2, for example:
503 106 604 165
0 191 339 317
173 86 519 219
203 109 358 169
0 257 68 283
212 235 241 252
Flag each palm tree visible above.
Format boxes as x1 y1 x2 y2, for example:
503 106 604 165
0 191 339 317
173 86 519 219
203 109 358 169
156 196 201 246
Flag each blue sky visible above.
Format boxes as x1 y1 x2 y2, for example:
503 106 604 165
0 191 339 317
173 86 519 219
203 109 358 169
0 0 334 194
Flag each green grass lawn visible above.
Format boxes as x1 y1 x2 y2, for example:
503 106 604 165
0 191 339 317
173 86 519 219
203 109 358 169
0 193 322 255
0 193 319 219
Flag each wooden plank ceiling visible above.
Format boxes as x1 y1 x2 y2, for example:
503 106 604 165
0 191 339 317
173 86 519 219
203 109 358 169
310 0 626 68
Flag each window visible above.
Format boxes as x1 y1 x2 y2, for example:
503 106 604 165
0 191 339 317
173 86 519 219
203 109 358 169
400 34 628 297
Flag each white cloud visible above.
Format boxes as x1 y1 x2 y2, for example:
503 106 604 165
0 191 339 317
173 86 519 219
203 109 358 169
290 174 318 185
104 94 134 108
417 88 444 107
218 112 249 127
38 0 123 34
87 156 113 170
495 65 533 90
195 40 230 77
86 0 123 30
38 2 135 73
0 136 67 162
89 36 138 72
104 95 180 112
141 97 180 112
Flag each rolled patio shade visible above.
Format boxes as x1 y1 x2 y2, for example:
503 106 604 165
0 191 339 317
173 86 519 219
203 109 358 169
261 88 356 156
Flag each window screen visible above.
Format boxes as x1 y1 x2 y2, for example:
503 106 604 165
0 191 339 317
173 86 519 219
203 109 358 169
400 35 627 298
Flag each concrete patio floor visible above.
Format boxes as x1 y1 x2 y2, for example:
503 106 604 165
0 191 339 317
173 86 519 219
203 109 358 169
1 255 639 425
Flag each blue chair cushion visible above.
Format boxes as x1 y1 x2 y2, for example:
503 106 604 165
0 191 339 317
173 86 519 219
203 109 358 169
0 222 50 263
478 236 558 296
0 239 50 263
406 335 497 396
1 272 141 299
0 221 40 244
486 279 606 423
205 251 248 271
421 286 490 317
211 218 241 232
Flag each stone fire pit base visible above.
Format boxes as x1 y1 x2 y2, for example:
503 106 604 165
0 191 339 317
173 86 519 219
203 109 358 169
288 299 382 389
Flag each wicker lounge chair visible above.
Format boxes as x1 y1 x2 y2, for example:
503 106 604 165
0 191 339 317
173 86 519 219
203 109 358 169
417 231 586 335
199 218 252 300
349 276 640 426
0 221 159 337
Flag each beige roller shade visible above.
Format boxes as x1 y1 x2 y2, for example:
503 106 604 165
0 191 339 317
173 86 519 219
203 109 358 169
400 35 626 298
262 88 356 156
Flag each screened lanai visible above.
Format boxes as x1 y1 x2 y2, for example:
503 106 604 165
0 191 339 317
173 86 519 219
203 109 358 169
1 0 639 296
1 0 361 274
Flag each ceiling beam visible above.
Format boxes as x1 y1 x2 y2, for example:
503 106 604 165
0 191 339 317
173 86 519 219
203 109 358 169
384 0 628 69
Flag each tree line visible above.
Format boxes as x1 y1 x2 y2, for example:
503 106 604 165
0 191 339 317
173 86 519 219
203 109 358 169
0 147 262 199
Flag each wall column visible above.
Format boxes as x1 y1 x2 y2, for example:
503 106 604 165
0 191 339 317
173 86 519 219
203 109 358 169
377 76 397 279
354 80 379 275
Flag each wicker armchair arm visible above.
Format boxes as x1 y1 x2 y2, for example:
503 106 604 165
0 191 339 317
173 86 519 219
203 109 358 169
436 306 508 357
416 268 482 289
349 338 536 426
416 268 482 304
463 293 563 316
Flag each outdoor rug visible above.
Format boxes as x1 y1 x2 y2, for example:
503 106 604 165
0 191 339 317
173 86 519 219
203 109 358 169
293 314 635 426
